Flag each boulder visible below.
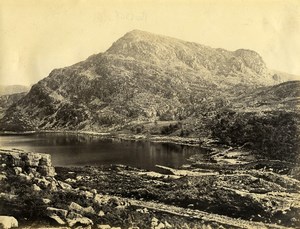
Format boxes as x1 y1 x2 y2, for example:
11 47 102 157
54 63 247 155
13 167 22 175
46 207 68 219
46 207 68 226
97 225 111 229
32 184 41 191
164 221 172 228
65 178 77 183
151 217 159 227
0 174 7 181
41 198 51 204
58 180 72 190
67 215 93 227
69 202 95 215
155 222 165 229
48 215 65 225
0 216 18 229
98 210 105 217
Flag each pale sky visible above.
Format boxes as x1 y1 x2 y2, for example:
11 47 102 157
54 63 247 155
1 0 300 86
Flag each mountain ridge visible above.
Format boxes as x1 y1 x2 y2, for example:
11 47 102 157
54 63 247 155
0 30 296 132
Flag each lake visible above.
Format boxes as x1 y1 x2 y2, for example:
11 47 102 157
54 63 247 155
0 133 205 171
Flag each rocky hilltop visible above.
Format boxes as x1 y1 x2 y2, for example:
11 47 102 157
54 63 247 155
0 30 284 132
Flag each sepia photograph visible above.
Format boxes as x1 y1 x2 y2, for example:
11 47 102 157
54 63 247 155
0 0 299 228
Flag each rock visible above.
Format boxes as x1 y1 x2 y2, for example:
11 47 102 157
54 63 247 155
65 178 76 183
75 226 92 229
0 216 18 229
48 215 65 225
39 154 52 166
83 206 95 214
94 194 110 205
58 180 72 190
38 165 56 177
111 227 121 229
32 184 41 191
155 222 165 229
136 208 148 214
24 153 42 166
164 221 172 228
46 207 68 219
98 210 105 217
67 215 93 227
79 190 94 199
97 225 111 229
0 150 56 177
42 198 51 204
76 175 83 180
19 173 31 181
35 177 51 188
69 202 95 215
28 173 35 179
151 217 159 227
0 174 7 181
0 193 17 200
13 167 22 175
69 202 83 212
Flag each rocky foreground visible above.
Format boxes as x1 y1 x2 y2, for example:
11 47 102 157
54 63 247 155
0 148 300 229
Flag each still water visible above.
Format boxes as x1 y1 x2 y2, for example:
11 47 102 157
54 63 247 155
0 133 203 170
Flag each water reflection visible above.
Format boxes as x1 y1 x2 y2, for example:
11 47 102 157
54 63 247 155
0 133 205 171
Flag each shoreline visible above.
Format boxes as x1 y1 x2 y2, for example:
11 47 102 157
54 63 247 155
0 129 208 147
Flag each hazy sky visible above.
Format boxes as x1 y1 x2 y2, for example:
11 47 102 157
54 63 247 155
1 0 300 86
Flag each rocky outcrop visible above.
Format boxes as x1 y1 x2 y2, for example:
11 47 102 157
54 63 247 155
0 148 56 177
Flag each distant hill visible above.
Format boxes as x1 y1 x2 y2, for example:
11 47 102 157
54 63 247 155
0 85 29 96
0 30 294 132
231 80 300 112
0 92 27 119
269 69 299 82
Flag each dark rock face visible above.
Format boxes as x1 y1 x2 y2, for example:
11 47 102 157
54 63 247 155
0 30 281 132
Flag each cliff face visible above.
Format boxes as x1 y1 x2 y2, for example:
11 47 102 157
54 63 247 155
0 30 284 131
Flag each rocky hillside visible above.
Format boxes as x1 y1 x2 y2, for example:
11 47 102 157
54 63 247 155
0 30 284 132
0 92 26 119
231 80 300 112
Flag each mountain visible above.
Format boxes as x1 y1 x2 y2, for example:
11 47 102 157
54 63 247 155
0 30 291 131
0 92 27 119
0 85 29 96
